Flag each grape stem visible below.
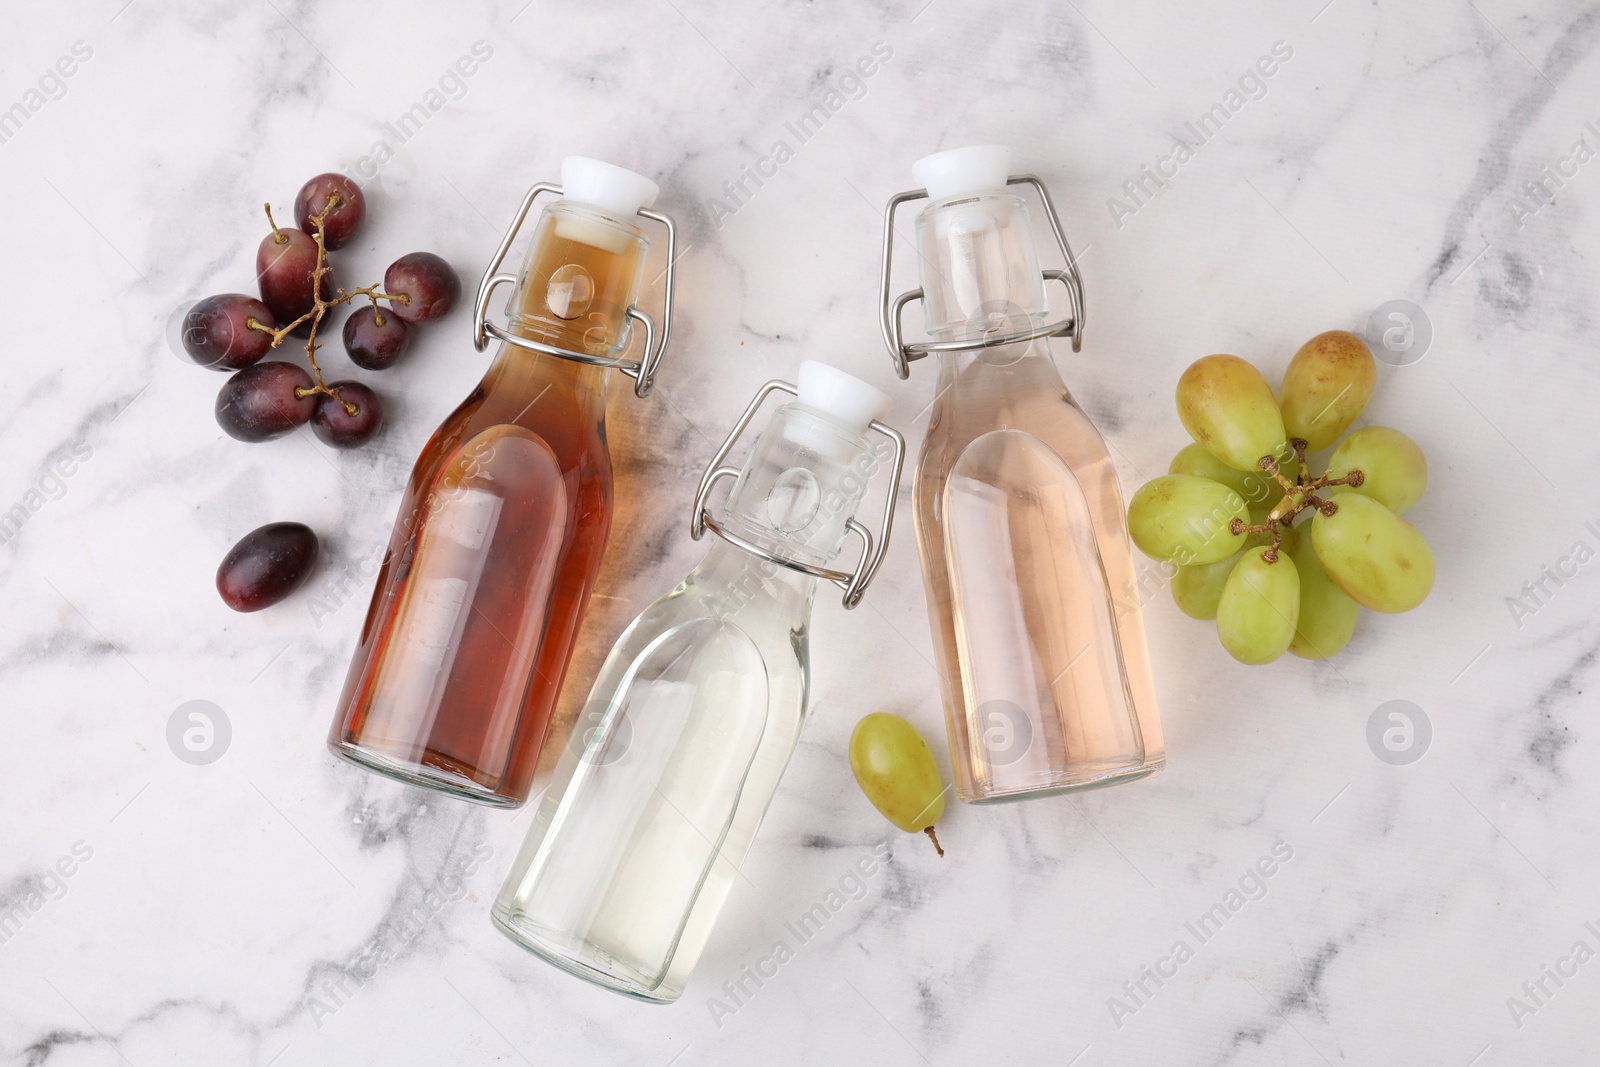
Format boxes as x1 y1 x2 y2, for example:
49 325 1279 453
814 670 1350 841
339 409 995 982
1228 443 1367 563
923 826 945 858
264 203 286 245
244 194 411 415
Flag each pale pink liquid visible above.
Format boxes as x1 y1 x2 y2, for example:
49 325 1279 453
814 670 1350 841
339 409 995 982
914 344 1164 801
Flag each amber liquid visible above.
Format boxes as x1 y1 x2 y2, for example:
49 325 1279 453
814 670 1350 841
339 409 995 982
329 205 646 806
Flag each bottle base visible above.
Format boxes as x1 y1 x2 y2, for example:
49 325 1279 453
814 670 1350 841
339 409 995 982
958 757 1165 805
490 902 679 1003
328 740 524 809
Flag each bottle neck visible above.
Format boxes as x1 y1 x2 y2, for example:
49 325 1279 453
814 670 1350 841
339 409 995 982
483 341 611 424
934 333 1067 390
697 403 882 618
506 201 649 358
916 190 1048 344
696 541 816 623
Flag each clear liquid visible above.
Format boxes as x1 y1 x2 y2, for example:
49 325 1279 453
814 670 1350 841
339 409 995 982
915 344 1163 801
493 550 807 1001
494 404 871 1001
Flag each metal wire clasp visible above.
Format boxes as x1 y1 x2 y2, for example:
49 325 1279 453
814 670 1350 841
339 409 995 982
877 173 1086 380
471 182 678 398
689 379 905 610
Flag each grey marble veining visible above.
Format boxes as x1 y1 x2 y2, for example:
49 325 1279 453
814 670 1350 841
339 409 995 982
2 0 1598 1064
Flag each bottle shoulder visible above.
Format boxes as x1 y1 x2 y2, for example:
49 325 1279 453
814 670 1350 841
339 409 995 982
686 548 816 625
922 360 1112 469
421 357 612 473
592 562 810 705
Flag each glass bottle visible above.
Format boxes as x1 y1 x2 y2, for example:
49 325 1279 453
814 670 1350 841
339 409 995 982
328 157 677 807
880 145 1164 803
492 361 904 1001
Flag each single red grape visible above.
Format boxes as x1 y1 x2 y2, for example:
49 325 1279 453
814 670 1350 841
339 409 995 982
384 252 460 324
342 305 410 370
257 227 334 328
183 294 276 371
294 173 365 250
215 361 316 442
312 381 383 448
216 522 319 612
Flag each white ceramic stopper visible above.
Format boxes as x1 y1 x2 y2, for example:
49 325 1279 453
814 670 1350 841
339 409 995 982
560 156 658 219
912 144 1012 201
796 360 891 433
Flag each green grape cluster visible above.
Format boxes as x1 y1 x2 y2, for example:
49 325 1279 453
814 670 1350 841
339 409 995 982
1127 330 1434 664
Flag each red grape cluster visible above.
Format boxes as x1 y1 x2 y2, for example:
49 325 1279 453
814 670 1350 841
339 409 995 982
188 172 461 612
180 172 460 450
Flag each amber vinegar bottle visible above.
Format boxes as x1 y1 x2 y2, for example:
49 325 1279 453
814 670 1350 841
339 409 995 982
329 158 677 807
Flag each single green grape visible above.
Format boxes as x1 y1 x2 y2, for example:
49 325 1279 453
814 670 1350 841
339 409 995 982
1216 550 1300 664
1285 523 1359 659
1326 426 1427 514
1278 330 1376 450
1176 354 1288 472
1172 550 1243 620
849 712 946 856
1311 494 1435 613
1127 474 1249 565
1169 442 1293 513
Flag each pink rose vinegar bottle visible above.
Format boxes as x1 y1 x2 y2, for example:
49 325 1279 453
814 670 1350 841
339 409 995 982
878 145 1163 803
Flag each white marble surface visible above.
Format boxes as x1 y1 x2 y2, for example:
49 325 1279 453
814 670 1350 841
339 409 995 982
3 0 1599 1063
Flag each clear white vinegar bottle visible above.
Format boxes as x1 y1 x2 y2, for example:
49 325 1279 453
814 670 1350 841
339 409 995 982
492 361 904 1002
879 145 1164 803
